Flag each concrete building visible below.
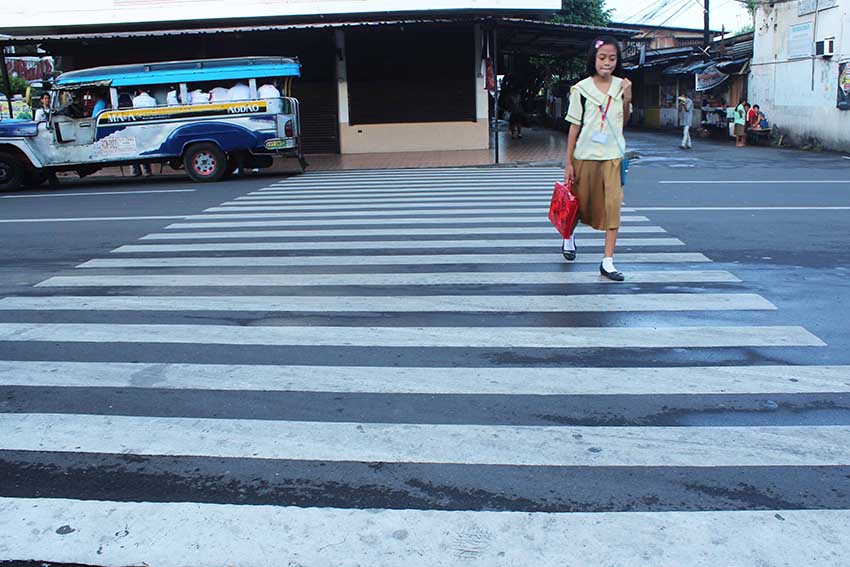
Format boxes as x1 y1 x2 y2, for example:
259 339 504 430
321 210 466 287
749 0 850 151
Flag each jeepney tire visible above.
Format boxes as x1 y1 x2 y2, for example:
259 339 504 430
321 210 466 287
0 152 25 192
184 143 227 182
24 170 48 188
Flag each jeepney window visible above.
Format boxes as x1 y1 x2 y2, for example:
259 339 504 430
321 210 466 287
186 80 253 103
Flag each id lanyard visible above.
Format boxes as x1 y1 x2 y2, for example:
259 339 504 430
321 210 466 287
599 96 613 131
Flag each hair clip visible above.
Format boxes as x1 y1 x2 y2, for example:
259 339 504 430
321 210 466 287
594 39 604 49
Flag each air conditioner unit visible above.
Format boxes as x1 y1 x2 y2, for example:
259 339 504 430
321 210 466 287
815 37 835 57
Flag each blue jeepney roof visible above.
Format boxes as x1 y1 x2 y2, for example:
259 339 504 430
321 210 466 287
54 56 301 88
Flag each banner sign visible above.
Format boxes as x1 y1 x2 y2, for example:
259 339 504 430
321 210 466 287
788 22 813 59
695 65 729 92
799 0 838 17
838 62 850 111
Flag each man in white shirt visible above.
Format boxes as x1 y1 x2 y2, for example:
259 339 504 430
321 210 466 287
132 89 157 108
130 89 155 177
678 95 694 149
227 82 251 101
209 87 229 102
258 83 281 99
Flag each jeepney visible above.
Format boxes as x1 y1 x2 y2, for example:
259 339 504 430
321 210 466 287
0 56 304 191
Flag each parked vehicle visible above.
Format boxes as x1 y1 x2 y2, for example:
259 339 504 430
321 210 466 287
0 56 304 191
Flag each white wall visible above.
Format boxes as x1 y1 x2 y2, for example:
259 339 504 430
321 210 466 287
749 0 850 150
1 1 559 30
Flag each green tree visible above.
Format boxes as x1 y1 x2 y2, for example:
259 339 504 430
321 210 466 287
0 75 29 97
553 0 612 27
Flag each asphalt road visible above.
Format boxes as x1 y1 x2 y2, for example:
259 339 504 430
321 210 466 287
1 130 849 565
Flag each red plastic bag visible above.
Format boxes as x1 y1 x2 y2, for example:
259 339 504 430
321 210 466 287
548 179 579 239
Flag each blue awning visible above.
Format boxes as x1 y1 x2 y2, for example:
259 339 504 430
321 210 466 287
662 60 712 76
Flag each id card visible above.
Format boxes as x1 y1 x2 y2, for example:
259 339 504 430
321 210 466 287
591 131 608 144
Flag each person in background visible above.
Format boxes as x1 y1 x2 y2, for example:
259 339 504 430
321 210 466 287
91 93 108 117
563 36 632 281
678 94 693 149
734 97 747 147
258 82 281 99
749 104 763 128
209 86 229 102
34 93 51 123
747 103 758 128
132 88 157 109
166 87 180 106
190 89 210 104
130 89 155 177
227 82 251 101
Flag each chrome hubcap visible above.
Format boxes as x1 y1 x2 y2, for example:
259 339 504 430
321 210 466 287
193 152 216 175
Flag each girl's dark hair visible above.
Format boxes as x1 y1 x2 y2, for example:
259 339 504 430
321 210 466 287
585 36 625 78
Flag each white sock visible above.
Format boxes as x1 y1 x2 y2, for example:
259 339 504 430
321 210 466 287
562 234 576 252
602 257 616 272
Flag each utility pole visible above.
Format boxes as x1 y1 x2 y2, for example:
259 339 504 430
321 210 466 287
703 0 711 60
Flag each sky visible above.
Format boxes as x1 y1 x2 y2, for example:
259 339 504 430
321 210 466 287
605 0 753 34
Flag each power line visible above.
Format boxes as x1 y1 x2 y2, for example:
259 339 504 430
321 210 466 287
635 0 698 38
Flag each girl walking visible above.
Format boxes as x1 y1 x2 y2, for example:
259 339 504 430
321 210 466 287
561 36 632 281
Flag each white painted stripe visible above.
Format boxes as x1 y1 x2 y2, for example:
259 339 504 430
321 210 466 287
78 252 711 268
1 360 846 395
39 270 730 288
164 215 652 228
256 188 554 197
141 226 667 240
264 185 563 192
227 196 552 205
633 206 850 211
111 237 682 253
659 180 850 184
0 323 822 348
276 170 562 177
7 499 846 567
0 413 840 465
0 293 774 313
190 207 638 218
209 199 549 214
273 174 562 183
0 215 188 223
0 189 195 198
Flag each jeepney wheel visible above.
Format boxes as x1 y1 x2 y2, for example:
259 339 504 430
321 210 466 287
184 143 226 182
0 153 25 192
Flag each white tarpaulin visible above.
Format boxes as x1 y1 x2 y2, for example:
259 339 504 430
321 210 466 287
695 64 729 92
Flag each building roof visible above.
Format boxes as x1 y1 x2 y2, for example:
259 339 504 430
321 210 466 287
1 1 561 32
0 17 638 57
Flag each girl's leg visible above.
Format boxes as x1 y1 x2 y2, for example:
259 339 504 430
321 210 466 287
604 227 618 258
600 228 624 281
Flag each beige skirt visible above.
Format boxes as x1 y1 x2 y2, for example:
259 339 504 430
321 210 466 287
574 159 623 231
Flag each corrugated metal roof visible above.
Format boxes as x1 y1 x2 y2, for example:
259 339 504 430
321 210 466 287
0 16 637 45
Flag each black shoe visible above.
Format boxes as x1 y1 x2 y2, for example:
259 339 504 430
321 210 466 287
561 240 576 261
600 263 625 281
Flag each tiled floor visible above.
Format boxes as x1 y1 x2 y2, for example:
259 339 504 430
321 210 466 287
306 126 568 171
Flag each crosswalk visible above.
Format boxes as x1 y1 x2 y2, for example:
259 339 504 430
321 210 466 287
0 166 847 565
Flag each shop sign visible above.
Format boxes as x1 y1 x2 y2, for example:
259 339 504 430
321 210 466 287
799 0 838 17
788 23 813 59
695 65 729 92
838 62 850 110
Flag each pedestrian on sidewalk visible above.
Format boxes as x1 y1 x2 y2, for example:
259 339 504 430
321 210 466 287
734 97 748 147
678 94 693 149
562 36 631 281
